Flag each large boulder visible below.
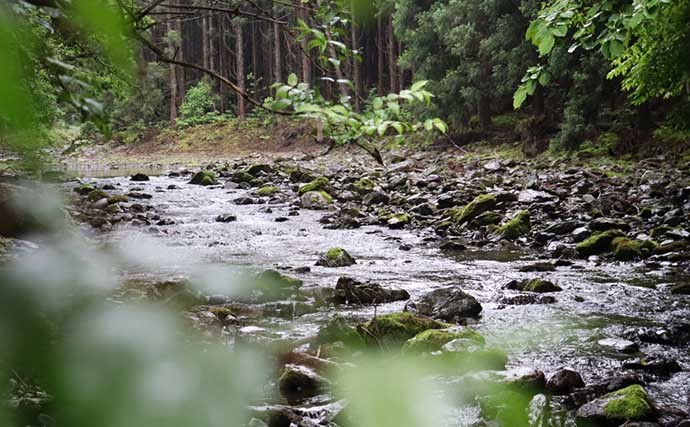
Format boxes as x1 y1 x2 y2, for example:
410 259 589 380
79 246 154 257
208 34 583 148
576 385 654 423
545 368 584 395
576 229 626 256
278 364 327 404
189 170 217 186
406 286 482 322
251 269 303 302
402 328 484 354
332 277 409 305
298 177 329 195
356 312 447 347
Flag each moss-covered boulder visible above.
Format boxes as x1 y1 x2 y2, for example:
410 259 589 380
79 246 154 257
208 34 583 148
278 364 327 404
87 189 109 202
107 194 129 205
452 194 497 224
522 278 562 293
402 328 484 354
471 211 503 227
74 184 95 195
189 170 217 186
298 176 329 195
611 237 642 261
256 185 279 196
357 312 448 347
575 229 626 257
301 191 333 210
498 210 531 240
576 384 654 423
316 316 365 349
245 163 273 176
387 213 410 229
316 247 355 267
232 171 255 183
653 240 689 255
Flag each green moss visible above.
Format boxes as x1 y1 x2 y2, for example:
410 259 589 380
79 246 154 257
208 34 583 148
107 195 129 205
602 385 653 420
87 189 108 201
327 247 344 259
387 213 410 228
74 184 95 195
189 170 217 185
316 247 355 267
232 171 254 183
357 312 448 347
319 191 333 203
352 177 376 194
576 229 626 256
298 176 329 195
650 226 672 239
256 185 279 196
256 269 303 290
402 329 482 353
498 210 531 240
523 278 562 293
471 211 503 227
653 240 689 255
611 237 642 261
452 194 497 224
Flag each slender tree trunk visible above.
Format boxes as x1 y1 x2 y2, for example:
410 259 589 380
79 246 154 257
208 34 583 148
273 9 282 84
300 4 311 84
167 5 178 122
175 0 185 104
351 11 362 111
202 11 210 69
387 15 398 93
235 22 246 119
377 13 385 95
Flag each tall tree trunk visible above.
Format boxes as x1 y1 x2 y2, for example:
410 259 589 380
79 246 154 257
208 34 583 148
299 4 311 84
273 8 282 84
175 0 185 104
235 21 246 119
477 13 491 129
377 13 385 95
167 5 178 122
351 10 362 111
202 11 210 69
387 15 398 93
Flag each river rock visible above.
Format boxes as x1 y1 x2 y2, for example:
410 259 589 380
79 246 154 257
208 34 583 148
332 277 409 305
251 269 303 302
316 247 355 267
215 213 237 223
301 191 333 209
403 328 484 354
356 312 447 347
130 173 150 182
545 368 585 395
406 286 482 322
598 338 639 353
576 385 654 423
504 278 562 293
278 364 327 404
189 170 217 186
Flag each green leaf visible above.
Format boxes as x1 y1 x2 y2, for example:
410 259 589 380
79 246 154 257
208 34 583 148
433 118 448 133
609 39 625 58
287 73 298 86
551 24 568 37
538 31 556 56
513 85 528 109
410 80 428 91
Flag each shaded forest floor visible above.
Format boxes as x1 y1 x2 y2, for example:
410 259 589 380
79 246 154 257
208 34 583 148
58 118 690 177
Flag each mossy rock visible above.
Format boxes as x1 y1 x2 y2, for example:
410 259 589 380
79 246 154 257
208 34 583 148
256 185 279 196
611 237 642 261
189 170 217 186
575 229 625 257
603 385 653 420
316 317 366 349
498 210 531 240
357 312 448 347
245 163 273 176
232 171 255 183
523 278 562 293
301 191 333 210
253 269 302 301
453 194 497 224
74 184 95 195
316 247 355 267
650 226 673 239
387 213 410 229
653 240 689 255
352 177 375 194
298 176 329 195
402 328 484 354
87 189 108 202
471 211 503 227
107 195 129 205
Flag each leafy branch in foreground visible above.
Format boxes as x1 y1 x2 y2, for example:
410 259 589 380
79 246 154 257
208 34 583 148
514 0 690 109
267 75 447 162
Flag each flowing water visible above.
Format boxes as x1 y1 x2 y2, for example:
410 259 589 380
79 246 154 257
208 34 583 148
76 173 690 415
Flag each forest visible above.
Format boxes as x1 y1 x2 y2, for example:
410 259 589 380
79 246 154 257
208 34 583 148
1 0 690 426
